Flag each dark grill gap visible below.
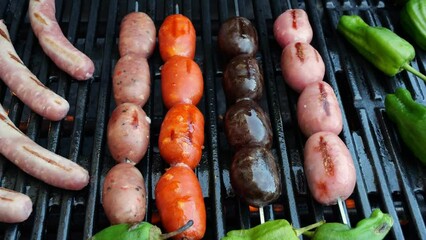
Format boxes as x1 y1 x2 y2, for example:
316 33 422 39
0 0 425 239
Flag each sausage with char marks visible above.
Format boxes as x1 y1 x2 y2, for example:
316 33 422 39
0 187 33 223
29 0 95 80
0 20 69 121
0 104 89 190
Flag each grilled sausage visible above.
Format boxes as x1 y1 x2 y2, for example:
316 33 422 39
119 12 156 58
155 164 206 240
0 104 89 190
280 41 325 93
0 187 33 223
161 55 203 109
218 16 258 59
224 99 273 150
113 54 151 107
273 9 313 48
158 14 196 62
102 162 146 225
0 20 69 121
223 54 264 104
230 147 281 207
158 104 204 169
297 81 343 137
304 131 356 205
29 0 95 80
107 103 150 165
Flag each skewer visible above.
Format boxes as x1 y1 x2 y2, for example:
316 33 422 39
175 3 180 14
259 206 265 224
234 0 240 17
337 197 349 225
135 1 139 12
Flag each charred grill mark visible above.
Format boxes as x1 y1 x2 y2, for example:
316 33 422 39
33 12 48 25
316 136 334 176
8 52 23 65
0 113 22 133
295 42 305 63
0 28 10 42
291 10 298 29
318 83 331 116
0 196 13 201
22 145 73 172
30 76 48 89
186 59 192 73
131 109 139 128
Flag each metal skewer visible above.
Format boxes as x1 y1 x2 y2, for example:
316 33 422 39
234 0 240 17
175 3 180 14
259 206 265 224
337 197 349 225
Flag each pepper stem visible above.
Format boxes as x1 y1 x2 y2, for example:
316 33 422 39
159 220 194 239
294 220 326 236
402 63 426 82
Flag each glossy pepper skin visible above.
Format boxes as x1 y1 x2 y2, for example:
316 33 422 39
385 88 426 165
89 220 193 240
88 222 161 240
337 15 415 77
304 209 393 240
222 219 324 240
401 0 426 51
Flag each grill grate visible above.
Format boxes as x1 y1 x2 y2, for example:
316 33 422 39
0 0 425 239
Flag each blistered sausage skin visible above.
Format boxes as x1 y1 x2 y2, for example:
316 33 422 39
0 104 90 190
119 12 156 58
29 0 95 80
0 20 69 121
0 187 33 223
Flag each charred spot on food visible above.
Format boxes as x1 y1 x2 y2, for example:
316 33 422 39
295 42 305 62
33 12 48 25
0 28 10 42
0 113 22 133
0 196 13 201
30 76 48 89
291 10 298 29
316 136 334 176
131 109 139 127
318 82 331 116
23 145 72 172
8 52 23 65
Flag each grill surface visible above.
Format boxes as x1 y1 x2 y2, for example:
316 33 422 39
0 0 425 239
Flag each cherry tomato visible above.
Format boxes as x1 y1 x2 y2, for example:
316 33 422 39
158 14 196 62
158 104 204 169
161 55 203 109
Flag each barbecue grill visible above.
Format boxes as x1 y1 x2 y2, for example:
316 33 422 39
0 0 425 239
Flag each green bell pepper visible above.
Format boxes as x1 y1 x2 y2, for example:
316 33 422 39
222 219 324 240
88 220 193 240
337 15 426 82
303 209 393 240
385 88 426 165
401 0 426 51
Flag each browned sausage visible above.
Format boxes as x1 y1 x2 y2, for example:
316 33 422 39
29 0 95 80
0 104 89 190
